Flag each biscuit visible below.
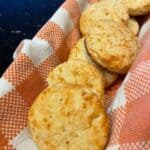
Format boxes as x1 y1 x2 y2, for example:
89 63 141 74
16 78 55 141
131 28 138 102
28 85 109 150
79 0 129 35
124 0 150 16
128 18 139 35
47 60 105 104
69 38 118 87
102 70 118 87
86 20 139 74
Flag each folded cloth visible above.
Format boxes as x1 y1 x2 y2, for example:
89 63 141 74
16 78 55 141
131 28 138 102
0 0 150 149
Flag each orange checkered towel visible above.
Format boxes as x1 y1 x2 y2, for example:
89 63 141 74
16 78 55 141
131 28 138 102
0 0 150 149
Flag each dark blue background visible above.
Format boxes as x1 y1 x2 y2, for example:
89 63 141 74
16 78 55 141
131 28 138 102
0 0 65 75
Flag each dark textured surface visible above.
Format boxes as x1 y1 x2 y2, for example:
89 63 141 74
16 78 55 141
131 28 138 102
0 0 65 76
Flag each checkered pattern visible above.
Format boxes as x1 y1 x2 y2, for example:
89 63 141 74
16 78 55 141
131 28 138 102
125 61 150 104
119 141 150 150
0 0 150 149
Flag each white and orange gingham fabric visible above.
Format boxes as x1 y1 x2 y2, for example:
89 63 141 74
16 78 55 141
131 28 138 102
0 0 150 149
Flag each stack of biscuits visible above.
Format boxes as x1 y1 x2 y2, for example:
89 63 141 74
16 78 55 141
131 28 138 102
28 0 150 149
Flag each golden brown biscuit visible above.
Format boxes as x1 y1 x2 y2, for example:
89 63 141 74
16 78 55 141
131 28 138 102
79 0 129 36
28 85 109 150
102 70 118 87
128 18 139 35
124 0 150 16
69 38 92 64
68 38 118 87
86 20 139 74
47 60 105 104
